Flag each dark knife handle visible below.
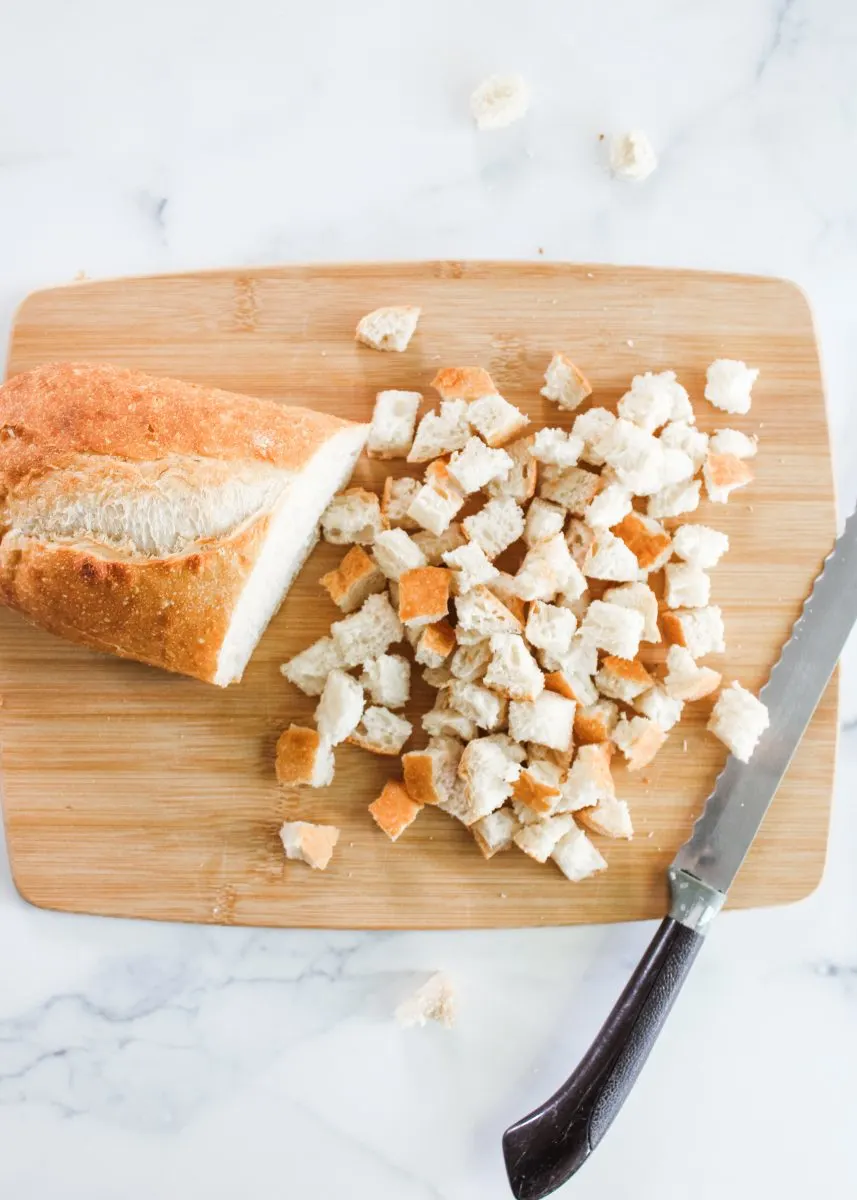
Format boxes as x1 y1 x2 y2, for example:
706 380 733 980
503 917 703 1200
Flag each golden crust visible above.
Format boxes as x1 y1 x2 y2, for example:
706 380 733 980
368 780 422 840
705 452 754 491
275 724 324 787
612 512 671 570
402 753 442 805
600 656 653 687
319 546 385 612
661 611 687 646
431 367 496 400
574 704 616 745
420 619 457 660
512 769 561 815
398 567 452 625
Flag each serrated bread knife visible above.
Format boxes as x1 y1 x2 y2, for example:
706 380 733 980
503 511 855 1199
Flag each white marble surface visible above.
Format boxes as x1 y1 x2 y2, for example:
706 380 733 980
2 1 857 1196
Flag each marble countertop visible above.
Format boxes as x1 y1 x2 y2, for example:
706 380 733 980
2 2 857 1196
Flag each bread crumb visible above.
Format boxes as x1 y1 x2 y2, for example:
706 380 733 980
499 892 507 899
395 973 456 1029
626 339 634 347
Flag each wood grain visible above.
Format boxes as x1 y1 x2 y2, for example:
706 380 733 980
0 261 837 928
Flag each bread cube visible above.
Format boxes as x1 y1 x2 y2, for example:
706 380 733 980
508 692 576 751
704 359 759 415
280 821 340 869
321 487 384 545
275 725 335 788
369 780 422 840
367 390 422 458
356 305 420 352
707 682 769 762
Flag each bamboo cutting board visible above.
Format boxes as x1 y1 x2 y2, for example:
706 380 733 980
0 262 837 928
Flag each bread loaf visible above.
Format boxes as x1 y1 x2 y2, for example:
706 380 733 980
0 363 368 684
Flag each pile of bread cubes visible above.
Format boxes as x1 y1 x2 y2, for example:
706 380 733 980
276 304 770 878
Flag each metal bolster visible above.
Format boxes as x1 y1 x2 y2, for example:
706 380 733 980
667 867 726 935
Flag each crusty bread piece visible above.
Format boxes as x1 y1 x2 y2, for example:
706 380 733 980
578 795 634 839
422 694 478 741
403 735 463 805
660 420 709 472
484 633 545 701
471 807 521 858
356 305 420 352
703 452 754 503
556 742 614 811
315 669 365 746
432 366 497 400
462 496 525 559
573 407 616 466
704 359 759 415
321 488 384 546
612 512 672 572
509 692 576 751
412 523 466 565
423 664 454 689
514 813 576 863
367 390 422 458
565 518 596 570
527 742 574 772
414 620 457 668
359 653 411 709
485 435 538 503
373 528 428 581
275 724 335 788
407 460 465 536
541 354 592 411
544 667 598 707
468 393 529 447
709 428 758 458
664 562 711 609
602 582 660 643
448 679 507 731
531 428 584 468
447 437 513 493
574 698 619 745
470 73 530 130
708 681 769 762
281 636 344 696
442 540 499 594
0 364 369 686
480 732 527 764
583 530 641 582
450 639 492 682
593 417 664 496
455 585 523 643
525 600 576 659
398 566 451 628
381 476 421 531
369 780 422 840
408 399 471 463
349 706 413 755
621 370 692 430
552 633 599 678
579 599 644 658
280 820 340 869
457 737 522 823
512 761 563 815
524 497 566 547
595 656 654 703
320 545 386 613
539 464 604 513
331 592 403 667
672 524 729 568
647 479 701 520
634 685 684 730
662 606 725 658
663 644 722 701
583 482 633 530
513 533 583 602
613 715 667 771
552 825 608 882
395 972 456 1028
486 572 529 625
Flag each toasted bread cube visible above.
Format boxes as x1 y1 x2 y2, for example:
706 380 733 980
583 530 641 582
580 599 644 658
367 390 422 458
660 420 708 472
395 972 456 1028
514 813 577 862
408 399 471 463
541 353 592 411
709 428 758 458
448 679 507 731
573 407 616 465
397 566 452 628
619 370 691 432
557 742 615 812
703 452 754 503
455 585 522 643
552 826 608 882
672 524 729 568
647 479 701 520
578 795 634 839
422 695 478 741
280 821 340 869
432 366 498 400
593 418 664 496
407 461 465 535
610 130 658 181
613 715 667 771
443 540 499 594
484 633 545 702
414 620 457 668
512 760 564 815
634 686 684 731
612 512 672 573
509 692 576 751
350 707 413 755
369 780 422 840
468 393 530 447
662 606 725 658
704 359 759 415
595 656 654 703
447 436 514 494
356 305 420 352
281 636 345 696
381 475 422 530
602 582 660 643
402 736 463 805
320 545 386 613
332 592 404 667
457 737 522 823
471 807 521 858
584 482 633 530
485 434 538 503
321 487 384 545
275 724 335 788
540 464 604 513
574 698 619 745
463 496 526 559
373 528 428 581
412 523 466 565
708 682 770 762
524 497 566 547
531 428 584 468
525 600 576 658
315 669 365 746
513 533 584 602
663 645 722 701
360 653 411 709
664 563 711 609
